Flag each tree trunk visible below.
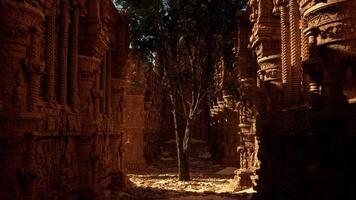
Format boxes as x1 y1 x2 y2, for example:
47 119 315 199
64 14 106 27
177 137 190 181
170 94 191 181
178 120 192 181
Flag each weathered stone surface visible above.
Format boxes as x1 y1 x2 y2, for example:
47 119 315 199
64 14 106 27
0 0 151 198
242 0 356 199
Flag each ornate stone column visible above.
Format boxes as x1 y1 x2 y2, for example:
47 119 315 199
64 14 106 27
301 18 310 103
69 0 80 109
26 28 45 112
26 64 44 112
58 0 70 106
305 28 322 108
278 0 292 106
45 3 57 104
289 0 302 104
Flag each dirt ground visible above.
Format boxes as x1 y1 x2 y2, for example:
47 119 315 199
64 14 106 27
123 159 254 200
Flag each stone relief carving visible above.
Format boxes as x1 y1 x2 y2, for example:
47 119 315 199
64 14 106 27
0 0 131 198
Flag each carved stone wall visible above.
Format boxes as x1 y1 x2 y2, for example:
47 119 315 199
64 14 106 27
117 52 164 171
244 0 356 199
0 0 131 199
232 11 260 190
209 24 257 170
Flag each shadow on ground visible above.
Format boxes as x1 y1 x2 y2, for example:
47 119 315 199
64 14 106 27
123 186 253 200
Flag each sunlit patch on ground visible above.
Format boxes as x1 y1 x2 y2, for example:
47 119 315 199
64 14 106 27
129 173 237 194
125 160 254 199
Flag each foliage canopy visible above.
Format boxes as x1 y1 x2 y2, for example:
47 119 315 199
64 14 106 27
114 0 247 71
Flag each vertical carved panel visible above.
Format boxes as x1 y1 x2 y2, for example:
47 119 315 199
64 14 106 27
58 0 70 106
69 3 80 109
45 3 57 104
301 18 311 102
279 3 292 105
289 0 302 103
26 28 45 112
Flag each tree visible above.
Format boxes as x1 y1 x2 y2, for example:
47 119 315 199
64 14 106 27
114 0 244 181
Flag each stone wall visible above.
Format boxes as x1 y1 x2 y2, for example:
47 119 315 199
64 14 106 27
243 0 356 199
209 64 241 166
119 52 164 171
0 0 132 199
210 11 260 189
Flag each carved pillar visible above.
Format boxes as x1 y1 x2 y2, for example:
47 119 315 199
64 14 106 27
26 28 45 112
106 50 112 114
69 1 80 108
279 1 292 106
45 3 57 103
306 28 322 108
58 0 70 106
26 65 44 112
289 0 301 104
301 18 310 102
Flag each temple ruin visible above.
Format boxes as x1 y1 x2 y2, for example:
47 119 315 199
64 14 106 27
0 0 355 199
